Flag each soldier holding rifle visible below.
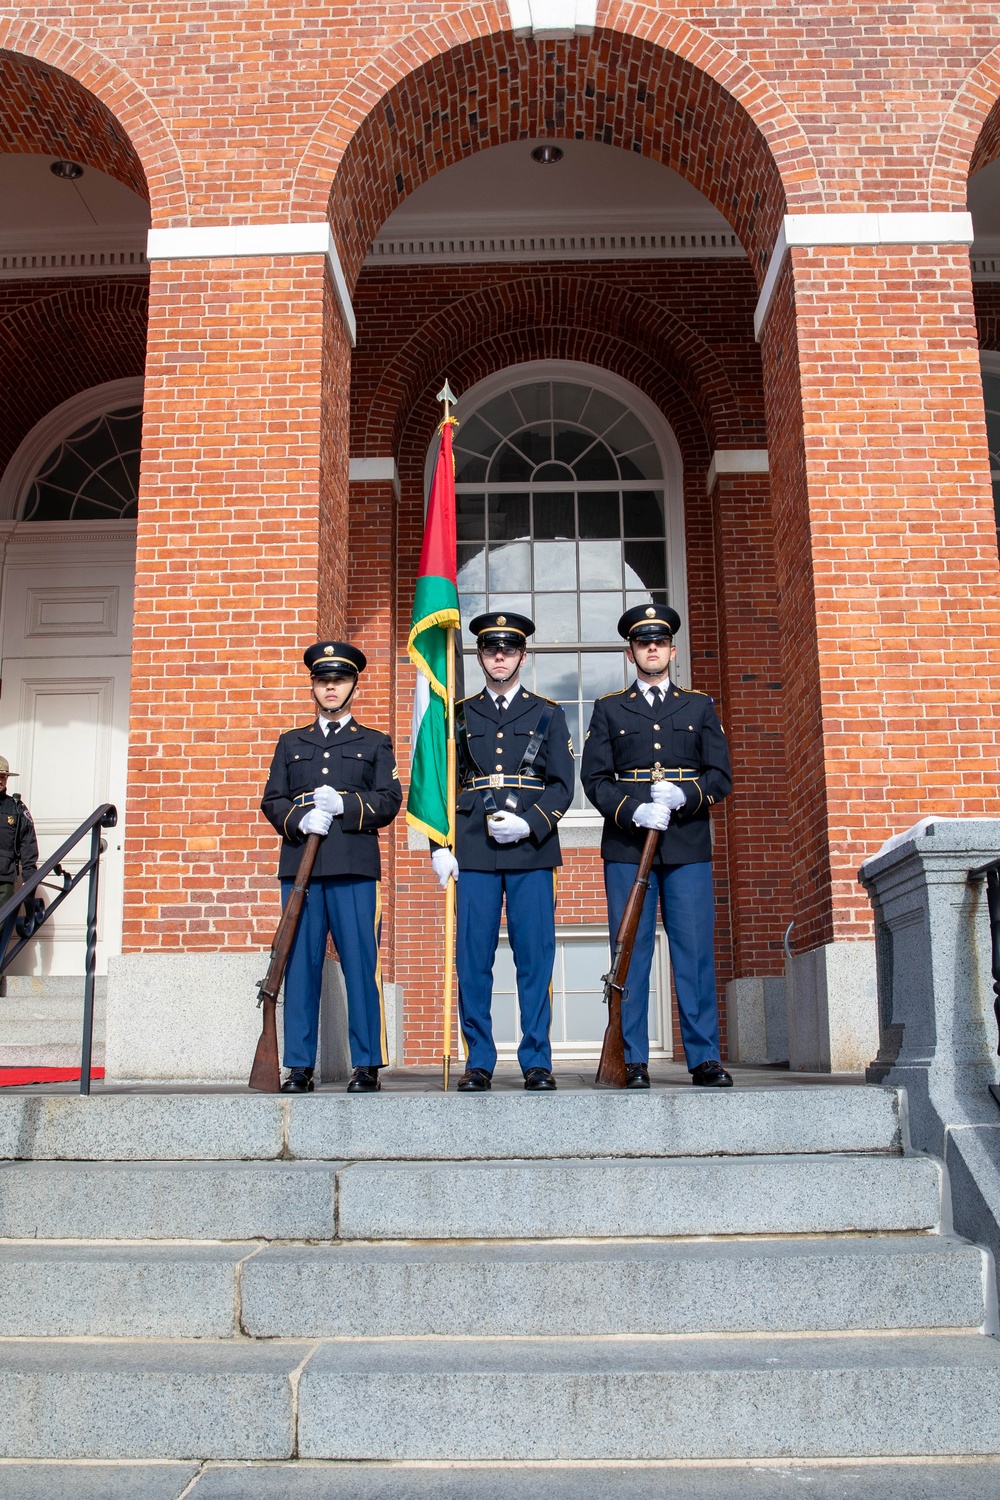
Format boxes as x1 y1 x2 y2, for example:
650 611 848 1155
261 641 402 1094
428 611 575 1093
581 605 732 1089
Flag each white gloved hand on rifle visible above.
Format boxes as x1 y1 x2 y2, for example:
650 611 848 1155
300 806 333 836
651 780 686 812
431 848 460 887
633 801 671 832
488 810 531 844
312 785 344 816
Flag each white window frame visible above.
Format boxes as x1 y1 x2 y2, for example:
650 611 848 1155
493 921 674 1061
426 359 688 830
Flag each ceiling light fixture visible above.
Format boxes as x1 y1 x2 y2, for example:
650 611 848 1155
50 159 84 180
531 145 564 165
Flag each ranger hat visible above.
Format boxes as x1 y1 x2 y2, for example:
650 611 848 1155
618 603 682 643
469 610 535 649
303 641 367 678
0 757 17 776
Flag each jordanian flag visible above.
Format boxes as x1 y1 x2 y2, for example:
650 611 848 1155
405 417 460 845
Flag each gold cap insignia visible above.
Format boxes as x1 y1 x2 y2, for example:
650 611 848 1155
645 607 656 618
496 615 507 626
323 645 334 655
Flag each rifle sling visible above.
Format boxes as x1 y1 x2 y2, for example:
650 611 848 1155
457 701 556 816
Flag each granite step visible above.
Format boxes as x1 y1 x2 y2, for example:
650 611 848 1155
0 1152 941 1241
0 1086 903 1163
2 1332 997 1461
0 1234 982 1339
295 1332 1000 1461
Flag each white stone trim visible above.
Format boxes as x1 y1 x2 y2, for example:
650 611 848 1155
754 211 976 340
507 0 596 37
146 223 356 346
706 449 769 493
350 457 401 501
0 379 144 523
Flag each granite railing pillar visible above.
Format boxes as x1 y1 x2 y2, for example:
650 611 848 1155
859 819 1000 1281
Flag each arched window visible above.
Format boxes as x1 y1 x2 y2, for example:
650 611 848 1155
22 406 142 522
451 365 686 812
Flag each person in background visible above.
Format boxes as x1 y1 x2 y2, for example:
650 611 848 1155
0 757 38 914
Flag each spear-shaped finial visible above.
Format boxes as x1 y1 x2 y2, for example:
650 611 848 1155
437 379 458 428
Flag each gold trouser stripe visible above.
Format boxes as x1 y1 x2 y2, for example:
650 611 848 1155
373 881 388 1066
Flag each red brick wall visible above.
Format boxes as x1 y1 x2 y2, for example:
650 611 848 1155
124 257 349 951
0 278 148 475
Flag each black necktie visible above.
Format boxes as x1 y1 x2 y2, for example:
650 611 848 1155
650 687 663 709
497 697 507 715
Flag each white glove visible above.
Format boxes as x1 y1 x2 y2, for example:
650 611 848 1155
312 785 344 816
651 780 686 811
300 806 333 836
431 848 460 888
633 801 671 832
488 811 531 844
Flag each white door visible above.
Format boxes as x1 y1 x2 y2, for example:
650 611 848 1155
0 528 135 976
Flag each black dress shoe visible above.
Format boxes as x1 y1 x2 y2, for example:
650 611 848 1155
625 1063 650 1089
280 1067 314 1094
456 1067 492 1092
524 1067 557 1091
346 1066 381 1093
691 1060 733 1088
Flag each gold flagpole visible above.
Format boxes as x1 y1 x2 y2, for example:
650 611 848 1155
443 622 457 1090
438 377 459 1092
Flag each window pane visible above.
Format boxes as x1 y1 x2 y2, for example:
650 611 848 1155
579 593 623 641
563 938 608 990
477 391 523 434
560 702 581 747
456 492 485 540
533 653 579 701
553 427 594 467
579 539 622 589
492 993 518 1044
488 591 532 623
552 382 590 424
487 493 529 540
457 545 486 591
533 593 577 642
533 493 574 539
509 425 552 466
624 541 667 592
490 443 533 482
459 592 486 630
619 444 663 480
23 407 142 523
623 490 665 537
512 383 551 424
604 411 654 455
457 413 502 456
564 993 608 1042
534 462 576 482
573 440 619 482
534 540 577 590
579 389 627 435
488 542 530 590
582 655 626 698
578 491 620 538
454 451 488 483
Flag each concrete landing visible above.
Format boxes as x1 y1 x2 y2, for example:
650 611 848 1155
2 1459 1000 1499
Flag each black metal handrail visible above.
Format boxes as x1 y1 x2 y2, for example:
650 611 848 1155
0 803 117 1095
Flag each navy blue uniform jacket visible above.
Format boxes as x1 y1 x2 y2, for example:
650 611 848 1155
581 682 732 866
452 688 575 872
261 719 402 880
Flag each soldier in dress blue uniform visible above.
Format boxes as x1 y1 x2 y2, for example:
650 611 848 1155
428 612 575 1092
261 641 402 1093
581 605 733 1089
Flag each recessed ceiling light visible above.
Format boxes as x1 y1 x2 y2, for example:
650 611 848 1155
531 145 564 165
50 160 84 180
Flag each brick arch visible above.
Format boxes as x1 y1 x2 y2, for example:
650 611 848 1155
0 280 149 478
354 275 747 459
0 20 187 219
304 27 802 288
930 43 1000 208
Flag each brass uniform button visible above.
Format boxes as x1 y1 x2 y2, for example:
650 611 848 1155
654 743 661 750
495 764 503 772
322 767 329 774
497 732 503 739
653 724 660 730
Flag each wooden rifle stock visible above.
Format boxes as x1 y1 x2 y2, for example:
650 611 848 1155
248 832 322 1093
595 826 661 1087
